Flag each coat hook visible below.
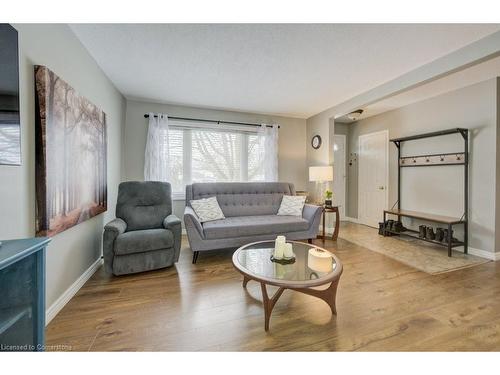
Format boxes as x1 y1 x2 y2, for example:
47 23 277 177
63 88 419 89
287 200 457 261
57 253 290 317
456 154 461 161
440 155 445 162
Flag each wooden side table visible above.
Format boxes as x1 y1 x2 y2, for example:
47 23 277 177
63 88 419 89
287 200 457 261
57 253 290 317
318 206 340 241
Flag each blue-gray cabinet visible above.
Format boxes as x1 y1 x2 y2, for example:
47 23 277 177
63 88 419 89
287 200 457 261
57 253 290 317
0 237 50 351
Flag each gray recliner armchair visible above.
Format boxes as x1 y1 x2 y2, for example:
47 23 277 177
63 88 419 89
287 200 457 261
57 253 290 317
103 181 182 276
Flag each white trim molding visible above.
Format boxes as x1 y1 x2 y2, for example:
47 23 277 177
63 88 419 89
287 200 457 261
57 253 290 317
46 257 103 325
318 218 358 234
343 216 360 224
460 246 500 261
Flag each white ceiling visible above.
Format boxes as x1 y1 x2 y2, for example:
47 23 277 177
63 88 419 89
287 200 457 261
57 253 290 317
70 24 500 118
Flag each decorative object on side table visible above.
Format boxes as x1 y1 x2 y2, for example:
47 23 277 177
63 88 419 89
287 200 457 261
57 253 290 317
309 165 333 205
324 190 333 208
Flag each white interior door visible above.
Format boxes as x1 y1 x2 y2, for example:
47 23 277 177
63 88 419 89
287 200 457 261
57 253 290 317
358 130 388 228
332 135 346 218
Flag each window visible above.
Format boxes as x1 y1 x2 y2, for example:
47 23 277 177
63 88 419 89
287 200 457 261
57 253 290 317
168 122 265 198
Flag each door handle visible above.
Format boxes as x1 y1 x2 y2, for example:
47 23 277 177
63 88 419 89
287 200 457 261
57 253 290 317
378 186 385 190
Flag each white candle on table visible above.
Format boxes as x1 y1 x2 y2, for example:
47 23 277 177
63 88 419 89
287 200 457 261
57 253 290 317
284 243 294 259
274 236 285 259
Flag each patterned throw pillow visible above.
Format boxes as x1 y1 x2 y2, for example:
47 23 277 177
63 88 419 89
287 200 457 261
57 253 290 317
277 195 306 216
190 196 225 222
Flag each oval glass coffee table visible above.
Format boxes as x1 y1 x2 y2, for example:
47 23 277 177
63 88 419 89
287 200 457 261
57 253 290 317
232 240 343 331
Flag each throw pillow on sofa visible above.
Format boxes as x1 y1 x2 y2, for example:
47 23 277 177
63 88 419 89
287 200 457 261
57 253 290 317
277 195 306 216
190 196 225 222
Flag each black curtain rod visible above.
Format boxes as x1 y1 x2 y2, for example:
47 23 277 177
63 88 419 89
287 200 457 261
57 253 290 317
143 114 279 128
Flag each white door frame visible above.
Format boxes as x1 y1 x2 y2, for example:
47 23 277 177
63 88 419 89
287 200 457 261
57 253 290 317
357 130 389 227
332 134 347 218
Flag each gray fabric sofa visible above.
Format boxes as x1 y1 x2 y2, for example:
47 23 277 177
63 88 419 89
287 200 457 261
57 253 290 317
184 182 322 263
103 181 182 276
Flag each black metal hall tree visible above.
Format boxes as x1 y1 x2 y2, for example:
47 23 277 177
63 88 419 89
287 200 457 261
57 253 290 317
382 128 469 257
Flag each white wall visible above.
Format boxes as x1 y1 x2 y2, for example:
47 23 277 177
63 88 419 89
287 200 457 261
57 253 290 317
123 99 307 221
305 110 333 199
344 79 498 253
0 24 125 309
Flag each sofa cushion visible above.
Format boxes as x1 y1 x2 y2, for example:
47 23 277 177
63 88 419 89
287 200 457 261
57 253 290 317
202 215 309 240
190 196 225 222
115 228 174 255
277 195 306 216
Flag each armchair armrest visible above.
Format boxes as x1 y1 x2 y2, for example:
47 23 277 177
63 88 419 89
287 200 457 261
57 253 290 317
183 206 204 238
164 214 182 262
103 218 127 273
104 218 127 234
163 214 182 230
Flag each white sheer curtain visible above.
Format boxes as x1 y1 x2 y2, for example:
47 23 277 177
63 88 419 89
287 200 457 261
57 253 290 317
144 113 169 181
259 124 279 181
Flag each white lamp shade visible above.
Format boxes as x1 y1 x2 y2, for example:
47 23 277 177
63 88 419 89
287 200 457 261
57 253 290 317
309 166 333 182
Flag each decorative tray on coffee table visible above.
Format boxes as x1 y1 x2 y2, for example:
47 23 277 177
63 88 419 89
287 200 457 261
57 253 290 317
270 255 296 265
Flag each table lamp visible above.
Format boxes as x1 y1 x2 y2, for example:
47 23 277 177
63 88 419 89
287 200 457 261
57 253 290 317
309 165 333 206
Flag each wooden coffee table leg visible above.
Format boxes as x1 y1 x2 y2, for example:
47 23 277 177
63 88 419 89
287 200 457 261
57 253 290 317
242 275 250 288
260 283 285 331
291 280 340 315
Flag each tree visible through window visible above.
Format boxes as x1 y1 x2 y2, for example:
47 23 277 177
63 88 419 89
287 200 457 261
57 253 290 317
168 125 265 197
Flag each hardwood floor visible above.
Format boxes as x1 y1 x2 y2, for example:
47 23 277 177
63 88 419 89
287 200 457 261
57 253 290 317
46 227 500 351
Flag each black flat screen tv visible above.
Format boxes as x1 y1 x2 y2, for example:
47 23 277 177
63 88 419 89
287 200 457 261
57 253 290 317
0 24 20 165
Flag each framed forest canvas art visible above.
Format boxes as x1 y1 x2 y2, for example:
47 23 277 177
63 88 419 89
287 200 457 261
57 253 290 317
34 65 107 237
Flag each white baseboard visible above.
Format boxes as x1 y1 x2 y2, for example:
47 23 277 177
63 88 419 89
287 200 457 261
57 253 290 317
460 246 499 261
45 257 103 325
318 217 358 232
344 216 359 224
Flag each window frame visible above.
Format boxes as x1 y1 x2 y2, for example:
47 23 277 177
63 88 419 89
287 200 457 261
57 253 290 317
168 120 262 200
